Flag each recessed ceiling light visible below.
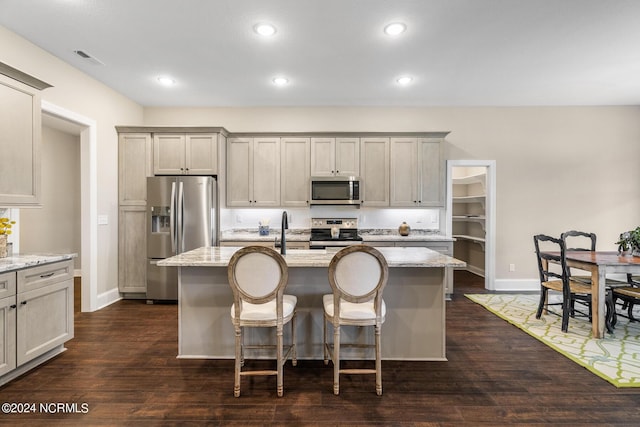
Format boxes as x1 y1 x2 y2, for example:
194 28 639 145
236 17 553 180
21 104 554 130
384 22 407 36
396 76 413 85
272 77 289 86
254 23 277 36
157 76 176 86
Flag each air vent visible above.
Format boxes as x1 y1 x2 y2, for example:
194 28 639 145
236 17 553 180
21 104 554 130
73 50 104 66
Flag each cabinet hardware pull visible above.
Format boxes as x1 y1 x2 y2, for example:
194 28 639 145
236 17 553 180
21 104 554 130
40 272 55 278
9 304 17 309
21 301 27 305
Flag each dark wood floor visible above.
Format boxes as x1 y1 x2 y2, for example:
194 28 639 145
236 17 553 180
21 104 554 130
3 271 640 426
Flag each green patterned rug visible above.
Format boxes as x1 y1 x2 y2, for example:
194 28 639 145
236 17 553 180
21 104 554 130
466 293 640 388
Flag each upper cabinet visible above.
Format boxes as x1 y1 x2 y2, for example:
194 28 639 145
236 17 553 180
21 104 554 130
0 63 51 207
153 133 218 175
310 137 359 177
227 137 281 207
281 137 310 207
118 133 153 206
360 137 389 206
390 137 444 207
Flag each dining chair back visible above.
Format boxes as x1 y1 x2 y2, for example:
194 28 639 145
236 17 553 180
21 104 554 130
323 245 388 395
227 246 297 397
534 234 594 332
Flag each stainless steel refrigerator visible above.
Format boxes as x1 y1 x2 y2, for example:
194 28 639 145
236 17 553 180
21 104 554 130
147 176 218 301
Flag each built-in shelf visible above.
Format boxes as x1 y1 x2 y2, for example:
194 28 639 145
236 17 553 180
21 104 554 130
452 172 485 185
453 234 486 244
452 215 486 221
452 195 485 203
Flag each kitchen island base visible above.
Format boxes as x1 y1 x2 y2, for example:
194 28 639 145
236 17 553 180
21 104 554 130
178 263 447 361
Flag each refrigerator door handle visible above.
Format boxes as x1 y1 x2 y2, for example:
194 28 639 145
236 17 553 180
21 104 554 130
178 181 185 253
170 181 177 254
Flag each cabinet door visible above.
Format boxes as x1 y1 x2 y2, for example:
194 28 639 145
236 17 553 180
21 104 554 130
310 137 335 176
153 134 186 175
0 74 42 206
118 206 147 294
0 295 17 376
389 138 418 206
360 137 389 206
417 139 443 207
335 137 360 177
0 271 16 300
252 137 281 206
281 137 310 207
226 137 252 206
119 133 152 206
16 279 73 366
186 134 218 175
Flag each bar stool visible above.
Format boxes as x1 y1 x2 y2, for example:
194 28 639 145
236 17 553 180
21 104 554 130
227 246 297 397
323 245 388 395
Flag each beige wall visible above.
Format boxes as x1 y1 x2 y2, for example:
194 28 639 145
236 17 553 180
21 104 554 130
20 127 81 269
1 25 144 297
144 106 640 281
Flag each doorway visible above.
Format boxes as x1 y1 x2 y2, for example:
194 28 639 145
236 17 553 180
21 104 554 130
41 101 98 312
446 160 496 291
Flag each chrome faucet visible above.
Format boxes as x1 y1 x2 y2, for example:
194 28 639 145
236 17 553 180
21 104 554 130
280 211 288 255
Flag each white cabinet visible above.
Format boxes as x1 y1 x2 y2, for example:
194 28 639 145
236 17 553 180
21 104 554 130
310 137 359 177
281 137 310 207
360 137 389 206
452 168 486 277
0 67 50 206
0 260 74 383
390 138 443 207
227 137 280 207
153 133 218 175
0 271 17 377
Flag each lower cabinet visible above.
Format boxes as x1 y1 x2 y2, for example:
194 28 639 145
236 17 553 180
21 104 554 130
389 241 454 297
0 259 74 383
118 206 147 294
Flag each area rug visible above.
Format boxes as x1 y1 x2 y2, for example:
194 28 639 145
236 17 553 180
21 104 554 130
466 293 640 387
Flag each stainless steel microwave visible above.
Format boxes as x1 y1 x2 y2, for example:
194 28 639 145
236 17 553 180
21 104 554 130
310 176 360 205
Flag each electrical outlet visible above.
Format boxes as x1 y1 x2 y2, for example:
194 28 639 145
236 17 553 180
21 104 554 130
509 264 516 272
236 215 242 223
416 216 424 224
430 214 438 224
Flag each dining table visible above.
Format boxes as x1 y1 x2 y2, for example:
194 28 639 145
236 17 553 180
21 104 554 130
544 251 640 339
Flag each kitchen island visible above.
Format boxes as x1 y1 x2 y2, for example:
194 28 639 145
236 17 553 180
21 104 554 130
158 246 465 361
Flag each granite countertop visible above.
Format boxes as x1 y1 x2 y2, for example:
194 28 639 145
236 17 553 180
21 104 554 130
157 246 466 269
220 228 452 242
0 253 77 273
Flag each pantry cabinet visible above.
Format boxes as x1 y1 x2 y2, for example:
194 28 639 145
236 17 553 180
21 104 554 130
118 133 153 206
227 137 280 207
0 64 51 206
153 133 218 175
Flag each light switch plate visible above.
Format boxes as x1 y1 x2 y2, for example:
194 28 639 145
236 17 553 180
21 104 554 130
98 215 109 225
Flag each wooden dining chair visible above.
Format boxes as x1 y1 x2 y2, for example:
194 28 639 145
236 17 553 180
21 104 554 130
323 245 389 396
534 234 595 332
227 246 297 397
611 274 640 327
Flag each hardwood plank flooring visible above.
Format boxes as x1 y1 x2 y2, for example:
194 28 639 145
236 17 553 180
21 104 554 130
2 271 640 425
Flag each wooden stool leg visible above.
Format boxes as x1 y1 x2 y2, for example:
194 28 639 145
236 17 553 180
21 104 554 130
234 325 242 397
333 324 340 395
291 312 297 366
277 325 283 397
375 324 382 396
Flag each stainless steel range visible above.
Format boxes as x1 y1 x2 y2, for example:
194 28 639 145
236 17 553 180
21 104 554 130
309 217 363 249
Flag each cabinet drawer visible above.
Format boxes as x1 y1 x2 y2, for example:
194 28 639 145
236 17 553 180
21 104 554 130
395 241 453 254
17 260 73 294
0 271 16 299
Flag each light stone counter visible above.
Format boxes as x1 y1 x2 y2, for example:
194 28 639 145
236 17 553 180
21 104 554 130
0 253 76 273
163 246 465 361
220 228 310 242
359 229 454 242
158 246 464 268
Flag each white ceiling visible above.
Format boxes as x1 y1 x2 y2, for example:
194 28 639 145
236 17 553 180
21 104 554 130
2 0 640 107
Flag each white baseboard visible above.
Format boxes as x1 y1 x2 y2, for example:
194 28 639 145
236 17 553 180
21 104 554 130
96 287 122 310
